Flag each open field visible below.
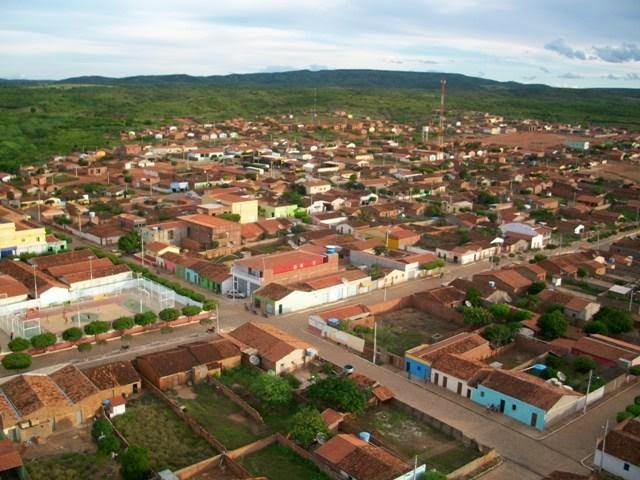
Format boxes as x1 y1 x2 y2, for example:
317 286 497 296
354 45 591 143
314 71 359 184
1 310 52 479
348 403 481 474
474 132 580 151
112 394 217 471
238 443 328 480
360 308 464 355
25 452 118 480
170 383 269 449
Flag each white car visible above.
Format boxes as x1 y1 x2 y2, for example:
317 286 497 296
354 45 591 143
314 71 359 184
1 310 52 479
226 290 247 299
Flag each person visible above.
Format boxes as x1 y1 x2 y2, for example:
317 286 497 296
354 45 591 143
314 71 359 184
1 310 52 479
9 331 14 341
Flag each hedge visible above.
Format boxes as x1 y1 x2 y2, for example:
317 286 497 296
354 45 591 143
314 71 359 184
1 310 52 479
2 352 32 370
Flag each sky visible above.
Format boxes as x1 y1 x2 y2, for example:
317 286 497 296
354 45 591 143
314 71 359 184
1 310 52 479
2 0 639 88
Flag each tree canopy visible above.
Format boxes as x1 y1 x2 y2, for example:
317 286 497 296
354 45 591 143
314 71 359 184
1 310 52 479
537 309 568 340
288 407 330 448
252 373 293 407
306 376 369 413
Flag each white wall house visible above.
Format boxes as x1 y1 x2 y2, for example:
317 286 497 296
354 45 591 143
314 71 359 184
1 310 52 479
500 223 549 249
593 419 640 480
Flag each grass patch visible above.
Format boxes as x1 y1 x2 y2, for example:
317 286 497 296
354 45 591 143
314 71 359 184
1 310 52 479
122 298 152 313
357 324 431 356
173 383 269 449
238 443 328 480
26 452 118 480
562 279 605 296
349 404 481 473
112 394 216 471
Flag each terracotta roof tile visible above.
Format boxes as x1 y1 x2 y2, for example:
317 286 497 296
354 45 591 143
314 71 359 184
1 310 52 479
82 361 140 390
227 322 309 363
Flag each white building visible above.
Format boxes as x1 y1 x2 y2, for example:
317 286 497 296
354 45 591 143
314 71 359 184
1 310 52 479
594 418 640 480
500 222 550 250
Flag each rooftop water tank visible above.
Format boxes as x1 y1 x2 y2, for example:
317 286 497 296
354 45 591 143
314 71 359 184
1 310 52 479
358 432 371 443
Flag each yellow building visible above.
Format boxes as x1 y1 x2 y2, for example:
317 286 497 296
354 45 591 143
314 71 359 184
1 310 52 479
0 221 65 258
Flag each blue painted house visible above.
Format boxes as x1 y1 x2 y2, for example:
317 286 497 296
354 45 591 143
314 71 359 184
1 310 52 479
404 333 490 382
470 369 582 431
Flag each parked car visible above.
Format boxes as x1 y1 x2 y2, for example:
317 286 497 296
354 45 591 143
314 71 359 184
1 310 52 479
226 290 247 299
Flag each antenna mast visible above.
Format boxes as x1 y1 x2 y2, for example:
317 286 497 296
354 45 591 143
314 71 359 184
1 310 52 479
439 79 447 152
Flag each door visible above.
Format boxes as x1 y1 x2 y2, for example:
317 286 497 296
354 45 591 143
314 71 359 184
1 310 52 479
457 382 463 395
278 304 283 315
442 376 448 388
433 373 439 384
499 399 505 413
530 412 538 427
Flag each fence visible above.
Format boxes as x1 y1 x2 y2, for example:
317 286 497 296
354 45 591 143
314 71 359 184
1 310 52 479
208 376 264 425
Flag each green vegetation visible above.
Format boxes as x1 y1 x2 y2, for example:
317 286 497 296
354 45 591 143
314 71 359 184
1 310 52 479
537 307 568 340
84 320 110 339
173 383 268 449
181 305 202 317
134 311 157 326
1 352 33 370
120 445 151 480
527 281 546 295
238 442 329 480
2 71 639 173
118 231 141 253
288 407 330 448
306 375 369 413
420 259 446 270
463 306 494 326
8 336 31 352
540 354 605 393
590 306 634 334
62 326 83 341
91 417 121 455
218 212 241 222
30 332 57 349
159 307 181 322
25 452 118 480
112 394 216 472
112 316 135 331
253 373 293 407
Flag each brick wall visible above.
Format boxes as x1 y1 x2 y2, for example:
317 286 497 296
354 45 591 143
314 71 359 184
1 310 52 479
226 434 277 459
208 376 264 425
174 454 223 480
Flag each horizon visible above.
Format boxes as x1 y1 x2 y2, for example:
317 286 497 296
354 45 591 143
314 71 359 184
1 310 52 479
2 0 639 89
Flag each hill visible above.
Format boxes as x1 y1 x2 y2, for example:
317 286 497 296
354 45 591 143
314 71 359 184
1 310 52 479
0 69 639 173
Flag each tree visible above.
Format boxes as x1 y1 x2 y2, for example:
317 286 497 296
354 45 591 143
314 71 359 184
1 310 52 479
477 190 498 205
288 407 330 448
527 281 546 295
577 267 588 278
134 311 157 326
537 310 568 340
419 259 445 270
84 320 110 340
508 309 532 323
30 332 57 349
306 376 369 413
78 342 92 354
574 355 596 373
482 324 518 346
202 300 217 311
120 444 150 480
2 352 32 370
489 303 510 320
367 264 383 280
118 231 141 254
159 308 180 322
465 288 482 307
62 327 83 342
592 306 633 334
463 307 494 327
112 316 134 332
54 214 71 225
373 245 388 256
583 320 608 335
252 373 292 407
8 337 30 352
181 305 202 317
91 418 113 442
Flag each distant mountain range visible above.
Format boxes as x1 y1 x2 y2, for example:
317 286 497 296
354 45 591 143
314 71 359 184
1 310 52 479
1 69 638 94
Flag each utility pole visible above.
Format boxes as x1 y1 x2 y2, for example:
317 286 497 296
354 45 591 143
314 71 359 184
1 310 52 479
140 232 145 268
372 321 377 365
599 419 609 471
32 264 38 301
88 256 93 280
583 369 593 415
215 303 220 333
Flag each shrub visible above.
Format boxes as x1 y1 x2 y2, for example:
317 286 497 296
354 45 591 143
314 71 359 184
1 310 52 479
573 356 596 373
283 372 302 389
626 404 640 417
583 321 608 335
288 407 330 448
202 300 217 311
134 311 157 326
30 332 57 349
527 281 546 295
120 444 151 480
617 411 632 423
489 303 510 320
593 307 633 334
159 308 180 322
630 366 640 377
252 373 293 407
2 352 32 370
84 320 110 339
62 327 83 342
463 307 494 326
8 337 31 352
112 316 134 331
77 342 92 353
482 324 516 346
182 305 202 317
91 418 112 441
544 354 564 370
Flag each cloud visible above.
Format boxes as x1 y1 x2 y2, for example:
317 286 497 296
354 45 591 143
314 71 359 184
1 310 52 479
558 72 583 79
418 59 438 65
592 43 640 63
544 38 586 60
604 74 621 80
522 75 537 81
626 73 640 81
539 66 550 73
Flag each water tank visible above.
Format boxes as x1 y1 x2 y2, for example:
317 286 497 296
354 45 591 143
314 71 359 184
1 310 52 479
101 399 111 408
358 432 371 443
325 245 338 255
327 318 340 328
488 281 496 289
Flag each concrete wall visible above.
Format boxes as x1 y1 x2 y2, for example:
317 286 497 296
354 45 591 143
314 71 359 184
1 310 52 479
595 450 640 480
471 384 546 430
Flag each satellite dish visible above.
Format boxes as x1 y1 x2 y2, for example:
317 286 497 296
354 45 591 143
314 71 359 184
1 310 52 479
557 371 567 382
464 300 472 307
249 355 260 366
315 432 327 444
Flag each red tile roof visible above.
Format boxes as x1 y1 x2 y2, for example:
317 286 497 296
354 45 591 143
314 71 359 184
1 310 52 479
227 322 309 363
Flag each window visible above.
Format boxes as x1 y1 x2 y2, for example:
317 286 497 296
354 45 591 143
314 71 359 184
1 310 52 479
624 463 630 471
512 404 517 411
480 391 485 397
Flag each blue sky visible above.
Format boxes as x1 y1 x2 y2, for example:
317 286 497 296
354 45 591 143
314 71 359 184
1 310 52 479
2 0 639 88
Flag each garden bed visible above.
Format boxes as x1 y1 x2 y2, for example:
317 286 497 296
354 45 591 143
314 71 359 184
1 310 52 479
112 394 217 472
